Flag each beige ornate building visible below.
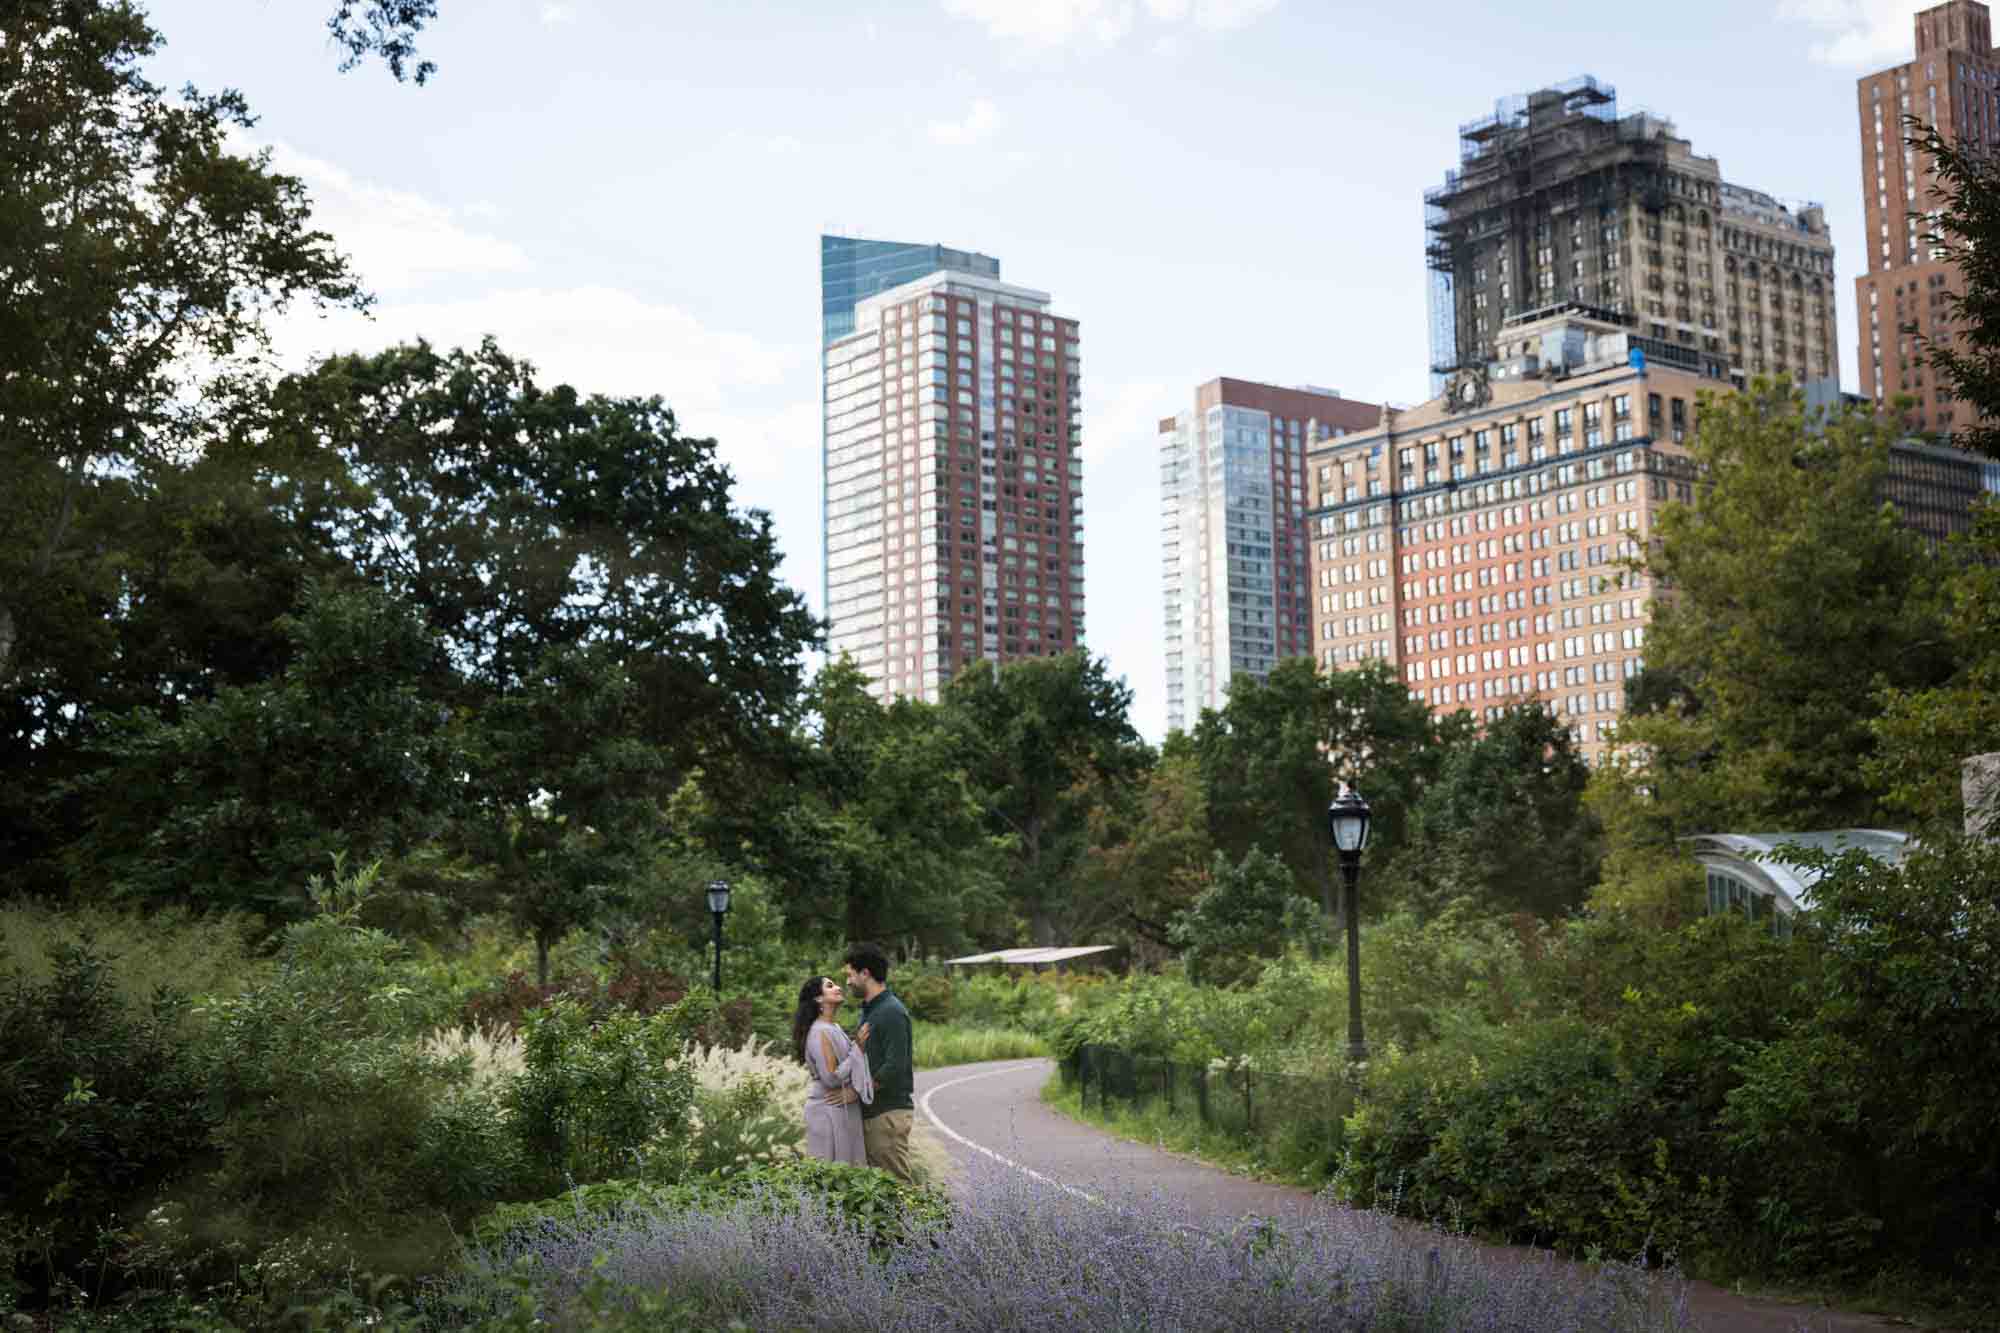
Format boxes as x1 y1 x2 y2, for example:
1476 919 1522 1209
1427 77 1836 395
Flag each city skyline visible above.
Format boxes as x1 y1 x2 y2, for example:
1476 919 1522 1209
141 0 1945 741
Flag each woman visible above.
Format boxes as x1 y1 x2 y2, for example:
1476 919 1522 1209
792 974 873 1164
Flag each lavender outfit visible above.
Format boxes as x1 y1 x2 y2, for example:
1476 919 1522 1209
803 1017 874 1164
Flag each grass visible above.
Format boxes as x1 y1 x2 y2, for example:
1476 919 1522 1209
912 1024 1048 1069
1038 1072 1325 1186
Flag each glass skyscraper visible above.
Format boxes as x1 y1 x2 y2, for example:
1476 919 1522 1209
820 236 1001 346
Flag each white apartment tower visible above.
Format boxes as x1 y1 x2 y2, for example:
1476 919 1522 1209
823 270 1083 702
1160 379 1378 733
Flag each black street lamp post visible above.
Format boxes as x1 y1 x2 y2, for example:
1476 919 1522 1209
706 879 732 994
1327 787 1372 1065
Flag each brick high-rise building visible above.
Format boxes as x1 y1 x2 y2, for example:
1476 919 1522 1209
1855 1 2000 434
822 269 1082 703
1309 307 1994 764
1426 76 1836 394
1159 379 1378 733
1307 306 1720 764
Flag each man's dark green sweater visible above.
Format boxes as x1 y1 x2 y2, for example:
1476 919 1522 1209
858 986 913 1118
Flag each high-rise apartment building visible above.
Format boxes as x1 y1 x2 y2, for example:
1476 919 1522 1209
1426 77 1836 393
1855 0 2000 433
822 269 1082 703
819 235 1002 346
819 235 1003 623
1159 379 1378 732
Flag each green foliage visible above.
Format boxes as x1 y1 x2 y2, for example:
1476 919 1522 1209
187 862 503 1231
899 972 954 1023
1719 837 2000 1281
685 1071 803 1176
0 901 265 1010
0 0 361 886
471 1158 950 1258
1867 502 2000 830
1906 120 2000 462
504 996 700 1192
1076 741 1213 954
948 969 1104 1036
1336 1016 1733 1264
1168 848 1321 986
1618 380 1951 832
1393 702 1602 919
63 581 466 918
944 651 1146 944
912 1025 1050 1068
0 940 212 1299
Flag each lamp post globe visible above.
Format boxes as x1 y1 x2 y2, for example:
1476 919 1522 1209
706 880 731 994
1326 786 1371 1065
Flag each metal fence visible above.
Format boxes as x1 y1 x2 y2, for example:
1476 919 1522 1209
1061 1043 1355 1168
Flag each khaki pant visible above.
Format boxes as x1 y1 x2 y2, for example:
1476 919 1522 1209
862 1109 914 1183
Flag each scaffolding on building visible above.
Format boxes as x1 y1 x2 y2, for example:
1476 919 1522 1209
1423 75 1683 379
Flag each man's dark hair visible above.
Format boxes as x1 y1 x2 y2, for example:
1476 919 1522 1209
844 942 890 986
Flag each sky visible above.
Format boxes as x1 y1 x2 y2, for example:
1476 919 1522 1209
143 0 1930 742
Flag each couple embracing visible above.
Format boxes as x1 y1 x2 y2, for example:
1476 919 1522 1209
790 942 914 1182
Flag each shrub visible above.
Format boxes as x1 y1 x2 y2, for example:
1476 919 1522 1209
1718 837 2000 1284
1336 1015 1731 1264
462 965 752 1049
0 940 212 1302
898 972 953 1024
681 1038 809 1176
469 1157 949 1258
0 900 266 1008
450 1158 1701 1332
504 996 700 1192
186 861 511 1245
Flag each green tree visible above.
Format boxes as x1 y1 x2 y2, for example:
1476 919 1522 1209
788 658 1003 952
1907 120 2000 460
1077 736 1209 955
1617 381 1952 832
1867 504 2000 830
0 0 360 696
1720 836 2000 1281
1194 658 1443 926
62 580 464 915
1397 702 1601 920
943 652 1144 945
327 0 440 82
266 340 820 961
1168 848 1319 987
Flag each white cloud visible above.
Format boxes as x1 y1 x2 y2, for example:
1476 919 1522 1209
767 134 804 154
539 2 577 26
927 97 1002 146
1777 0 1916 66
250 137 531 294
254 145 823 598
942 0 1276 46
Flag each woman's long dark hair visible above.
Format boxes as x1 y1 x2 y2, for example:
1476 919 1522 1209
792 976 830 1065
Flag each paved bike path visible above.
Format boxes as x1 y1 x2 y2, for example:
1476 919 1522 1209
915 1059 1923 1333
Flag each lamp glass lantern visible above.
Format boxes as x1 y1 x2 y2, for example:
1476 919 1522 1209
1327 789 1372 857
706 880 732 916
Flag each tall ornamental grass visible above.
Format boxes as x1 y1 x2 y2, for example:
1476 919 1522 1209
913 1023 1049 1068
444 1159 1704 1333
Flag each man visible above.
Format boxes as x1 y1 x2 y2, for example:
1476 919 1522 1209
844 942 913 1183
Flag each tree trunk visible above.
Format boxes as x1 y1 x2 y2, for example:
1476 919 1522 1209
0 601 15 691
536 929 552 988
